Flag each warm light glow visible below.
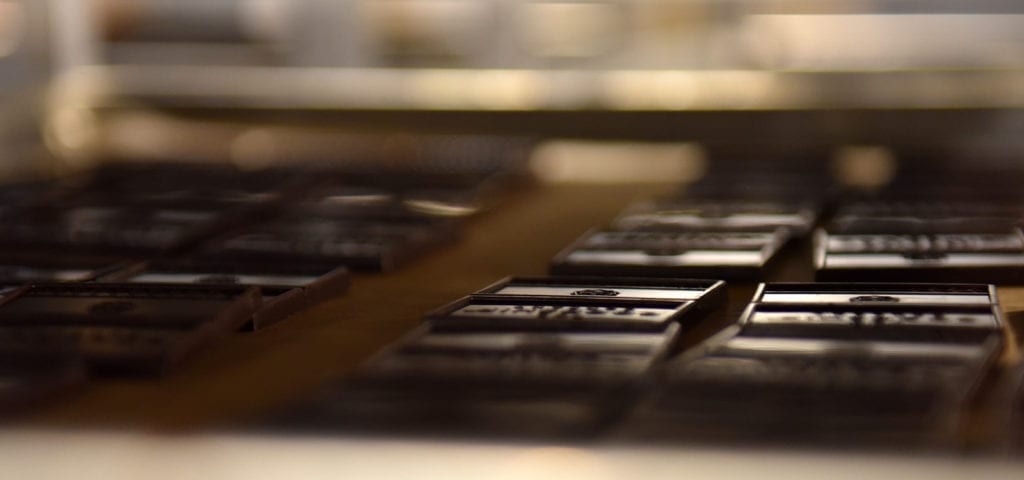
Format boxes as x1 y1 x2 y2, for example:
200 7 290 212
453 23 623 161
531 140 706 184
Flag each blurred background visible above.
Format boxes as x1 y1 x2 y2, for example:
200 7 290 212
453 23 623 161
0 0 1017 179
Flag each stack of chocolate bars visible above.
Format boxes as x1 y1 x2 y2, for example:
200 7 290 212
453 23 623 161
618 283 1004 446
0 137 531 410
816 171 1024 282
552 165 831 280
0 164 329 383
270 277 725 438
0 283 263 375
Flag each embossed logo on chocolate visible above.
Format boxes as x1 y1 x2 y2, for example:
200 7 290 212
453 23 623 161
850 295 899 303
89 300 137 315
197 274 240 285
571 289 620 297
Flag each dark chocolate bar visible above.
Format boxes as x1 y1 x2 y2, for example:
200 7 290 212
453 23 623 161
269 379 623 440
427 276 724 333
739 303 1002 343
360 326 678 389
613 198 819 234
196 217 455 271
754 282 998 306
652 353 979 439
0 254 125 284
71 162 308 208
287 183 485 220
427 299 692 333
714 336 997 365
474 276 726 304
302 134 533 183
550 227 790 280
815 217 1024 282
682 168 836 202
108 260 333 291
836 200 1024 220
103 259 351 329
668 353 978 397
0 205 232 257
669 330 1000 401
0 283 260 375
748 283 1004 343
267 330 651 439
0 354 87 415
615 329 1000 446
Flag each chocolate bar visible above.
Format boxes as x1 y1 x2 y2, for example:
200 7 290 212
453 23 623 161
267 329 660 439
612 277 1006 446
72 162 309 208
269 379 622 439
652 353 981 440
613 198 819 234
0 283 260 375
714 336 997 364
359 326 679 389
740 283 1003 343
667 354 980 399
667 328 1000 403
287 183 486 220
427 299 689 333
0 354 87 415
550 227 790 280
196 217 456 271
836 200 1024 220
304 135 533 184
734 311 1000 343
0 254 125 284
106 259 337 290
284 189 429 222
103 258 351 329
266 276 723 437
815 217 1024 282
0 205 233 257
474 276 726 303
615 327 1000 445
754 282 998 305
426 277 725 333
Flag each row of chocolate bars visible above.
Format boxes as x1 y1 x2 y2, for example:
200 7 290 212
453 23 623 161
553 162 1024 282
0 137 533 412
266 162 1024 449
273 276 1021 450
